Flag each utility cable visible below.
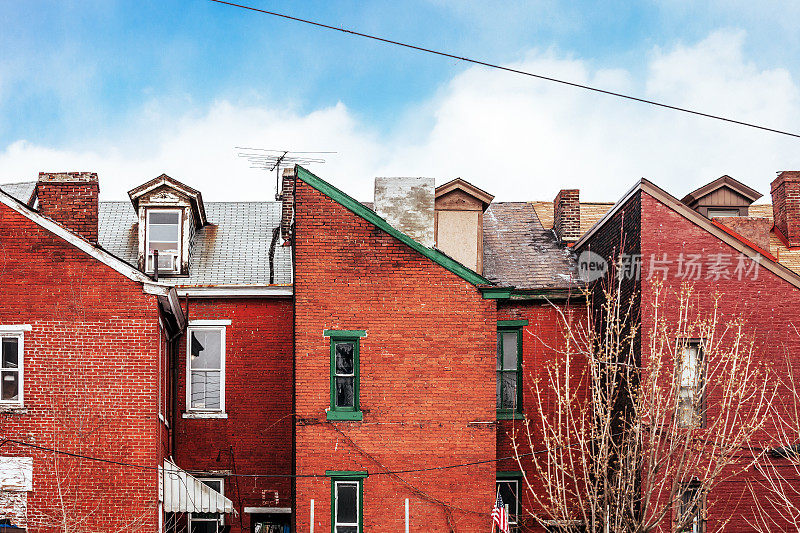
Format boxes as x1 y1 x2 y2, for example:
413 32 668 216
209 0 800 139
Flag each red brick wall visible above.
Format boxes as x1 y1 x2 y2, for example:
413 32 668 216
0 202 161 531
36 172 99 243
641 190 800 532
496 300 588 532
293 178 497 533
174 297 294 532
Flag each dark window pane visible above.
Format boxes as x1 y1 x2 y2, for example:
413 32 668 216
190 521 218 533
502 372 517 409
496 372 502 408
2 338 18 369
336 342 354 375
336 483 358 523
498 481 519 523
497 334 502 370
149 211 180 225
336 528 358 533
191 331 221 369
502 332 518 370
336 377 354 408
1 371 18 401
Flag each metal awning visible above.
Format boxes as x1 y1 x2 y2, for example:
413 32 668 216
160 460 235 513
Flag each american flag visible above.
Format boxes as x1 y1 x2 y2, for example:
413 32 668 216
492 491 510 533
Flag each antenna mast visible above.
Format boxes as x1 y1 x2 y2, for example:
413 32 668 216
236 147 335 199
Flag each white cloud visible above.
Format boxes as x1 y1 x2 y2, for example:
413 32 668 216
1 29 798 205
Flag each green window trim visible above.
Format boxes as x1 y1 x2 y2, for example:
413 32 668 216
328 336 362 421
330 472 365 533
497 326 523 418
324 330 367 338
497 470 523 480
498 319 528 327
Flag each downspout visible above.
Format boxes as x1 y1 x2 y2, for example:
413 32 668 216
169 296 189 459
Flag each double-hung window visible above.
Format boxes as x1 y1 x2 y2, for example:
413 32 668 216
188 478 224 532
325 330 365 421
497 320 526 419
677 481 703 533
328 471 367 533
677 340 704 428
0 329 26 407
146 209 181 274
496 472 521 530
187 323 227 413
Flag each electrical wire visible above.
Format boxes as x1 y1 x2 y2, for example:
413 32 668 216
209 0 800 139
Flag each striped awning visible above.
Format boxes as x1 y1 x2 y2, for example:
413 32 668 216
160 460 235 513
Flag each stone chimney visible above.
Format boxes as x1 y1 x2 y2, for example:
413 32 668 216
280 167 295 243
554 189 580 243
374 177 435 247
772 171 800 247
35 172 99 243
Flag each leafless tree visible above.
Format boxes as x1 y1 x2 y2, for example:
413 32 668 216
510 276 776 532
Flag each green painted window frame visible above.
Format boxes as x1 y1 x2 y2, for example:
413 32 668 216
497 321 525 419
496 471 523 529
327 333 363 421
328 471 367 533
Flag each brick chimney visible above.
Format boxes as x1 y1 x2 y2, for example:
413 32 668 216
554 189 580 243
36 172 99 243
771 171 800 247
280 167 295 243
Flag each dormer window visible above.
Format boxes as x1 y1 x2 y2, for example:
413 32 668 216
146 209 182 273
681 175 762 219
706 208 740 219
128 174 207 277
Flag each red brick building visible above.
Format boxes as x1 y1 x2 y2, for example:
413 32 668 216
1 165 800 532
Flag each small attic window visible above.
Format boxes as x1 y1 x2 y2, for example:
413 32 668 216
707 208 740 219
146 209 181 273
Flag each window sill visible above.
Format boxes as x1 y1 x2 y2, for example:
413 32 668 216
0 405 27 415
182 412 228 419
326 410 363 421
497 411 524 420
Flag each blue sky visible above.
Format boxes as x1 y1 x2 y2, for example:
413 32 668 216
1 1 799 201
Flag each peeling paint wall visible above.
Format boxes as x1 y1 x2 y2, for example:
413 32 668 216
374 177 435 247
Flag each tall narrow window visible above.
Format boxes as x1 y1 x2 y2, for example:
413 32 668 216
496 473 521 530
187 326 225 412
327 472 366 533
677 481 703 533
497 321 525 419
146 209 181 273
325 330 365 421
677 340 703 427
1 333 23 406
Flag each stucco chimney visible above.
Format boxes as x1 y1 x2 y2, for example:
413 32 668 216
554 189 580 243
772 171 800 247
374 177 435 247
35 172 99 243
280 167 295 243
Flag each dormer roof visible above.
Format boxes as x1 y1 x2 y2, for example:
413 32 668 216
680 175 763 208
435 178 494 210
128 174 207 227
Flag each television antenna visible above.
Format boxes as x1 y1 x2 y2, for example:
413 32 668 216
236 147 336 199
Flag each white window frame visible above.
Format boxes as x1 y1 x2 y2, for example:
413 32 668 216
145 208 182 274
677 339 704 428
186 323 227 414
334 480 361 533
188 478 224 532
0 327 28 407
496 479 520 527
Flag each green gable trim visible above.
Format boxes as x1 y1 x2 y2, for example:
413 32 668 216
326 470 369 479
481 288 512 300
324 329 367 338
296 165 490 287
498 319 528 327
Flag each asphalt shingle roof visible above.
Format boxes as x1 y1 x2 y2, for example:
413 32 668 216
483 202 578 290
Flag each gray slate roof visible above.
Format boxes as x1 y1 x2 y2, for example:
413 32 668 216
98 201 292 286
0 182 291 286
483 202 578 290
